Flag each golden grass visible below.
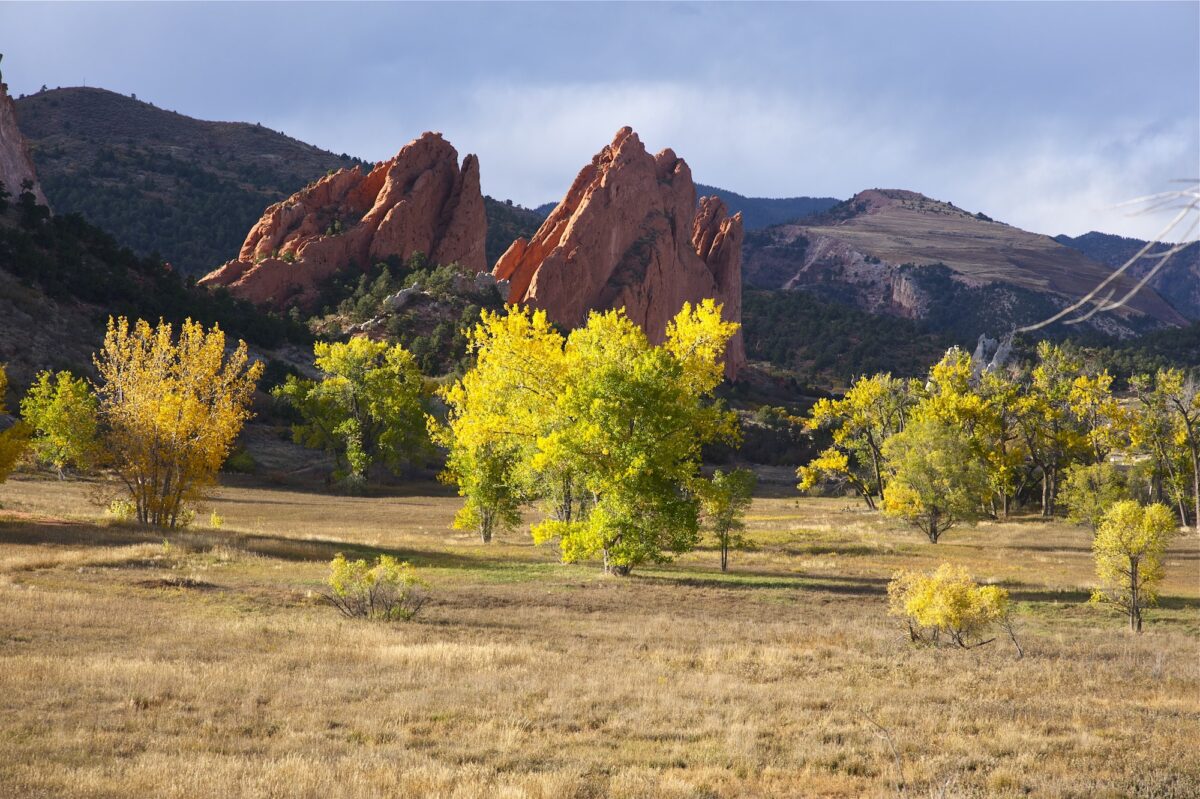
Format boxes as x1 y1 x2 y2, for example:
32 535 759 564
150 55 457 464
0 475 1197 798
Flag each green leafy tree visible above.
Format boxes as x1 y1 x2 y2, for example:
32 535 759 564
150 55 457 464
275 338 430 489
699 468 757 572
1091 500 1178 632
19 370 99 477
440 442 525 543
881 417 990 543
1060 462 1130 532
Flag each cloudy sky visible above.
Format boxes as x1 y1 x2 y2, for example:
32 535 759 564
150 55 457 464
2 2 1197 239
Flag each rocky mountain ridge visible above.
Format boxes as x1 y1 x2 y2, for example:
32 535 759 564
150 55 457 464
743 189 1185 338
15 87 363 275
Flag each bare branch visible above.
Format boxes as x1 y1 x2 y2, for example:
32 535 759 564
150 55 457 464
1017 182 1199 334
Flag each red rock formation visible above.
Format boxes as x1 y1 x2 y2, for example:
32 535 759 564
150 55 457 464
493 127 745 377
0 77 48 207
200 132 486 308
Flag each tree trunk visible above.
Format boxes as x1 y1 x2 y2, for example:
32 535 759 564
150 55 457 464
869 445 884 502
602 547 630 576
720 539 729 572
927 510 940 544
1129 556 1141 633
1191 446 1200 534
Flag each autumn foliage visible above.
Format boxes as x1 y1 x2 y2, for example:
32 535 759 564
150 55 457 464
94 317 262 527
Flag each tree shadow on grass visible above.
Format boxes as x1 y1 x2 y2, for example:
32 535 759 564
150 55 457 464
0 514 540 576
632 568 891 597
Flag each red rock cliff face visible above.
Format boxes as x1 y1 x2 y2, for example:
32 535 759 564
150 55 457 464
493 127 745 377
0 79 48 207
199 132 486 309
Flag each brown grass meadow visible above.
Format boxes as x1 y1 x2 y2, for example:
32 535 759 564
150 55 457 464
0 475 1197 798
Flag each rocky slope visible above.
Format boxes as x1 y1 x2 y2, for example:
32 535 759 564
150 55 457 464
493 127 746 376
16 87 363 275
743 189 1185 338
1056 231 1200 322
0 75 46 206
199 132 487 310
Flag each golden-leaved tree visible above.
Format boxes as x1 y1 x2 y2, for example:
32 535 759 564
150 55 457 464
94 317 263 527
1092 500 1178 632
1130 369 1200 532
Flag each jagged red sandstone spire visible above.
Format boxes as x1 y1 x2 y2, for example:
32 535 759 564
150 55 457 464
199 132 486 308
493 127 746 377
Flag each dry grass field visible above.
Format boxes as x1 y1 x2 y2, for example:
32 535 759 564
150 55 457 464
0 475 1197 798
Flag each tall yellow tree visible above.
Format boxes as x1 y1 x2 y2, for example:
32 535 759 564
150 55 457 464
94 317 263 527
0 365 30 484
1012 343 1092 516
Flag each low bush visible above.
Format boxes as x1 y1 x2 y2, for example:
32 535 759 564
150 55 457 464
322 553 426 621
888 563 1020 654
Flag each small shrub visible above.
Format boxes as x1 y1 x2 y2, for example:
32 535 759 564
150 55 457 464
107 499 137 523
322 553 426 621
888 564 1019 653
209 511 224 529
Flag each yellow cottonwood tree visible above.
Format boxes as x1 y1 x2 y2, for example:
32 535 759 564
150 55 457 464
797 372 916 509
94 317 263 527
1092 500 1178 632
1130 370 1200 532
437 300 739 574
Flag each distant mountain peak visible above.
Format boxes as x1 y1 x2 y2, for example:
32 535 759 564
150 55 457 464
742 187 1185 338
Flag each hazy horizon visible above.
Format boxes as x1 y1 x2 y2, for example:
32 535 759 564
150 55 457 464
2 1 1197 240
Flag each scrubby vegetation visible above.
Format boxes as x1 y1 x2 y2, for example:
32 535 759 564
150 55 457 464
311 255 505 376
742 289 952 384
